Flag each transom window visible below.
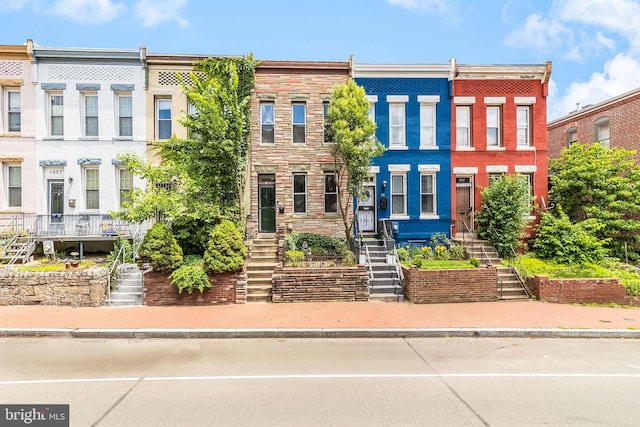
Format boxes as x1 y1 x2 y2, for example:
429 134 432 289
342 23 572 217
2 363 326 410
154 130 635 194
260 102 275 143
486 106 501 147
292 103 306 144
293 173 306 214
516 106 531 147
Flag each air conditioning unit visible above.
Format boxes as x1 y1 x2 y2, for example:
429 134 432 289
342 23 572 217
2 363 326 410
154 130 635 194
42 240 55 255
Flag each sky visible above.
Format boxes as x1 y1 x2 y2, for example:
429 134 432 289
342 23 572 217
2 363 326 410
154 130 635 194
2 0 640 121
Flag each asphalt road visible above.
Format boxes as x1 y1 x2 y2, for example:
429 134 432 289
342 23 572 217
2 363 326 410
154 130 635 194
1 337 639 426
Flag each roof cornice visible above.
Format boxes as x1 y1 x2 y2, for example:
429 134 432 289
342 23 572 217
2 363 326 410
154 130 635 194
548 86 640 126
455 62 552 82
352 63 451 78
32 46 144 62
0 44 30 61
257 60 350 72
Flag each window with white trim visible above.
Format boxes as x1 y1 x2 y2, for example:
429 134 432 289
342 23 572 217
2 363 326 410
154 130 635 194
292 102 306 144
517 106 531 147
117 93 133 137
7 165 21 208
567 127 577 147
324 172 337 213
48 92 64 136
82 92 98 137
420 103 436 148
390 173 406 216
595 117 610 148
420 173 436 215
7 89 20 132
293 173 306 213
389 103 406 147
260 102 275 143
156 98 172 140
119 168 133 208
486 106 501 147
456 105 471 147
85 168 99 210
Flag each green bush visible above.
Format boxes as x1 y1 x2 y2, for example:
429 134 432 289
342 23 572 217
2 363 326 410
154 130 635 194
285 232 348 256
203 220 247 273
170 259 211 294
138 222 183 273
342 251 355 266
396 247 409 262
470 257 481 267
285 250 305 267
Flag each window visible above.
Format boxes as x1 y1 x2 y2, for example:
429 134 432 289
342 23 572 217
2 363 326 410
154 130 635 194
117 93 132 137
7 165 21 207
567 127 577 147
323 102 334 143
49 93 64 136
83 93 98 137
369 103 376 123
85 168 99 210
420 173 436 215
324 173 337 213
488 173 503 185
292 103 306 144
456 106 471 147
486 106 501 147
7 90 20 132
260 102 274 143
293 173 306 213
119 168 133 207
156 98 172 140
520 173 534 214
516 106 530 147
420 104 436 147
595 118 610 148
390 174 406 216
389 103 406 147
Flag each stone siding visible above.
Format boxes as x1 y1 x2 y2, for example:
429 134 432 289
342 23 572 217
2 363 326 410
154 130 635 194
528 275 640 305
144 271 245 305
0 267 108 306
272 266 369 302
403 265 499 304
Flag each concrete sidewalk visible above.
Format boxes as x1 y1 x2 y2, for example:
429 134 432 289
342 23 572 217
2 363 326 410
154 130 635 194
1 300 640 339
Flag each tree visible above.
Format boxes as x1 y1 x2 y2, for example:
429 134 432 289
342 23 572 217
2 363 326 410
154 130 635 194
475 174 532 258
203 220 247 273
137 222 183 273
326 80 385 244
549 143 640 260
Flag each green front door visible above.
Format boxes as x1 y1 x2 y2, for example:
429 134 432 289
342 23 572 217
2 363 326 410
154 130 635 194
259 175 276 233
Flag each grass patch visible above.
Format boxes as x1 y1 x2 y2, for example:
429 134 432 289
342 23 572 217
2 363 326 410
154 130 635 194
17 260 96 272
406 259 476 269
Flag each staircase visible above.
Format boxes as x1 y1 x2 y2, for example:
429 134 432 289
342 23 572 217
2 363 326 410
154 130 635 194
0 233 37 265
361 239 404 302
246 234 278 303
454 234 529 301
107 263 144 306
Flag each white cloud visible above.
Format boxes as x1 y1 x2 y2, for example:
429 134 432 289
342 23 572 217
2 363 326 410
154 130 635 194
134 0 188 28
0 0 29 9
504 13 570 53
49 0 124 24
387 0 451 14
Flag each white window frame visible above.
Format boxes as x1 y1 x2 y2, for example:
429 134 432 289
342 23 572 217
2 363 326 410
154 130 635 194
516 105 531 147
456 105 472 149
6 89 21 133
324 172 338 213
117 92 133 138
84 167 100 210
293 173 307 214
156 97 172 140
388 95 408 148
260 101 275 144
292 102 306 144
419 97 438 149
118 167 133 208
486 105 502 148
6 164 21 208
595 117 610 148
48 92 64 137
567 127 577 147
82 92 99 137
420 173 436 218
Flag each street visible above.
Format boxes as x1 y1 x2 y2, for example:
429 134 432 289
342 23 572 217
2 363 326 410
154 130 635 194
1 337 639 426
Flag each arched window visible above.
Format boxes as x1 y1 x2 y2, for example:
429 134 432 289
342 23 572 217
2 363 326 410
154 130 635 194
566 127 577 147
594 117 610 148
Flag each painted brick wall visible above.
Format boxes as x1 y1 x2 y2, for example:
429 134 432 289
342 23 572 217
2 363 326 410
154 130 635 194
403 265 499 303
144 271 244 305
528 275 639 305
272 265 369 302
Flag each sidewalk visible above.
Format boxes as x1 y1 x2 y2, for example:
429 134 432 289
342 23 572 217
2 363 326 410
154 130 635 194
1 300 639 339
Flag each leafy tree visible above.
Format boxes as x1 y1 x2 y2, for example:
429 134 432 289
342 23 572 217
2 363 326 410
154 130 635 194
326 80 385 243
549 143 640 260
137 222 183 273
475 174 532 258
203 220 247 273
533 205 610 264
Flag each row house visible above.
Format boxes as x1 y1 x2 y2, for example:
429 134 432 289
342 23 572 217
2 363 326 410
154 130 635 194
451 60 551 235
353 63 453 245
547 87 640 161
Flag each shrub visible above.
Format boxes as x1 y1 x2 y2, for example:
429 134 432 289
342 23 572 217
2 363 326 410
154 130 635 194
470 257 481 267
138 222 183 273
170 258 211 294
448 243 465 259
396 247 409 262
342 251 355 266
285 232 348 256
203 220 247 273
285 250 305 267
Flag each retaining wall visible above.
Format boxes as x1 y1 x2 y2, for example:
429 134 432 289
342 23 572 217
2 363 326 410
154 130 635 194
272 266 369 302
403 265 499 304
144 271 246 305
528 275 640 305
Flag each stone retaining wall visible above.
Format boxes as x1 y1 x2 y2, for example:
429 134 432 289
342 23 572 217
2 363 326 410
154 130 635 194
144 271 245 305
272 266 369 302
0 267 108 307
403 265 499 304
528 275 640 305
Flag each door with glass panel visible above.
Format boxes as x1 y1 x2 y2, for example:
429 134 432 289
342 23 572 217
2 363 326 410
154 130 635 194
455 177 473 234
357 180 376 233
258 174 276 233
48 181 64 233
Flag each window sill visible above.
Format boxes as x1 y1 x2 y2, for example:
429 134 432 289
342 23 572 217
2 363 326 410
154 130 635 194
419 146 439 150
113 137 134 141
78 137 99 141
455 146 475 151
516 146 536 151
419 214 440 220
43 137 64 141
390 215 410 220
0 133 21 137
486 146 506 151
388 146 409 151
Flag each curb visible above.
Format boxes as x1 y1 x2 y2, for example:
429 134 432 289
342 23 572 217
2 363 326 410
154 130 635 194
1 328 640 339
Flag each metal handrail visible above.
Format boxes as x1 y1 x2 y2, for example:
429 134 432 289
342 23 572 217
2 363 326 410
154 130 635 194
107 241 130 305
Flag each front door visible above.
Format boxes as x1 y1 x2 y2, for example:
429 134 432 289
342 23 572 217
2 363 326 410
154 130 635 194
258 174 276 233
357 183 376 233
455 177 473 233
48 180 64 232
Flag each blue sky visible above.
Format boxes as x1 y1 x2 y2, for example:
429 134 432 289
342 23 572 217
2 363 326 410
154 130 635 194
3 0 640 120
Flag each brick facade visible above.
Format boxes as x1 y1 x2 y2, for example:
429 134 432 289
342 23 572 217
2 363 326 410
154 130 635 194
144 271 245 305
547 89 640 161
402 264 499 303
528 275 640 306
272 265 369 302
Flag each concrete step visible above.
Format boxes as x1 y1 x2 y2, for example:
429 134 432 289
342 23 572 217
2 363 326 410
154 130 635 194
369 293 404 302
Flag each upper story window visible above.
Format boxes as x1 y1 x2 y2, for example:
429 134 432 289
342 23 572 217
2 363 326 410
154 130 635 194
293 173 306 214
486 106 502 147
260 102 275 144
595 117 610 148
389 102 406 148
516 106 531 147
119 168 133 208
82 93 98 137
292 102 306 144
156 98 172 140
567 127 577 147
6 164 21 208
85 168 99 210
323 102 334 143
390 173 406 216
7 89 20 132
324 172 337 213
456 105 471 148
117 93 133 137
48 93 64 136
418 96 439 149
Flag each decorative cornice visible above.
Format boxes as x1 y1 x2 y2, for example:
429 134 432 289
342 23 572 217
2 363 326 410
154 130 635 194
353 63 451 78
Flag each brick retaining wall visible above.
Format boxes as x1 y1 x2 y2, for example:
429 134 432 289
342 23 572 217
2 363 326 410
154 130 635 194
272 266 369 303
403 265 499 304
528 275 640 305
144 271 246 305
0 267 108 307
